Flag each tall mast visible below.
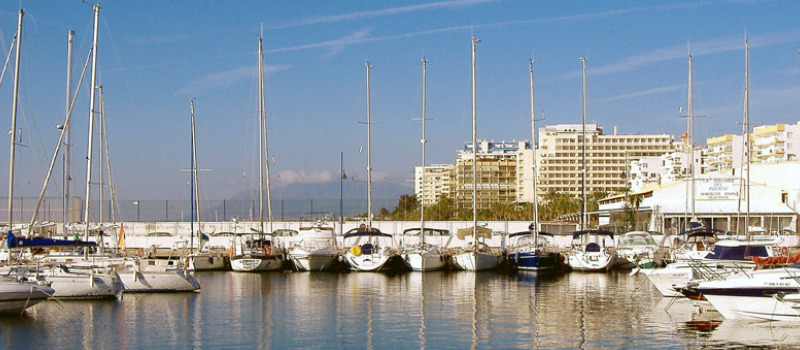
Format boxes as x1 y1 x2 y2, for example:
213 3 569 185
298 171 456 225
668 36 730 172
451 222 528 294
260 36 273 234
98 86 104 228
580 57 587 230
64 30 74 228
7 10 22 236
472 36 480 246
744 38 750 237
365 61 374 230
420 57 428 244
688 53 696 224
529 59 539 242
257 35 265 234
190 99 196 254
83 4 100 243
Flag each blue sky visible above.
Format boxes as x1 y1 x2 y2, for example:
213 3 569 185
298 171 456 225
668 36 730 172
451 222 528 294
1 0 799 203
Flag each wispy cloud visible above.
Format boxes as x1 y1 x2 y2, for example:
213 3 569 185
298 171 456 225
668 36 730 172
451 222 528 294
559 31 800 80
601 84 684 102
268 0 497 30
130 33 193 46
176 64 291 96
278 170 333 184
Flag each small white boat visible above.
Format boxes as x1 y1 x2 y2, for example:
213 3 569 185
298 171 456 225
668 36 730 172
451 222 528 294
230 237 284 272
342 229 397 272
0 277 54 315
400 228 449 272
567 229 619 272
287 222 340 272
614 231 662 269
450 226 500 272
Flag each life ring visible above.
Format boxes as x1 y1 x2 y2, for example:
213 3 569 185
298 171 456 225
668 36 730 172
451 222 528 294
263 245 271 256
350 245 362 256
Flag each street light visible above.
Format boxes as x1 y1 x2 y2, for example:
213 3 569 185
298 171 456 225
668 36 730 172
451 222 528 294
133 201 140 222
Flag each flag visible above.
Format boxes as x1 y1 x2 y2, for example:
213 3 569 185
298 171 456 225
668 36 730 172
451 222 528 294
341 169 347 181
118 223 126 250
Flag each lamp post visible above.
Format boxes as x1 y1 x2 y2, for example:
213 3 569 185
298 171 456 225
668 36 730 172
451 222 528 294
133 201 140 222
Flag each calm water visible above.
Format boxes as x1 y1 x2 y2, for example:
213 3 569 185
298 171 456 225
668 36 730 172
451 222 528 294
2 271 799 349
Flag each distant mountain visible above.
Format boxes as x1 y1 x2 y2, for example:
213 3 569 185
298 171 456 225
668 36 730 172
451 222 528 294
215 181 413 220
229 181 412 201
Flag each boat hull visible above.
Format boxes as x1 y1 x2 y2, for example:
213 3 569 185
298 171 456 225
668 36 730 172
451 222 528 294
343 252 392 272
451 252 500 271
46 271 122 299
288 251 339 272
568 251 617 272
0 279 54 315
402 252 448 272
188 253 227 271
703 293 800 321
508 251 561 272
230 255 284 272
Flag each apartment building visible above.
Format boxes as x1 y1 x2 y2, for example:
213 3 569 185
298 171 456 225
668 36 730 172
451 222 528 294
705 134 745 172
413 164 455 206
752 122 800 163
537 124 676 198
453 140 522 210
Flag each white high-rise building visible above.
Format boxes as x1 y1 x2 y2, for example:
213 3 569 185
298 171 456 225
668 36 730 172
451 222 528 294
413 164 454 206
752 122 800 163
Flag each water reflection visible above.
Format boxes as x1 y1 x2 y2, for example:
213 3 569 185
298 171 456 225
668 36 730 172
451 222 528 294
2 271 800 349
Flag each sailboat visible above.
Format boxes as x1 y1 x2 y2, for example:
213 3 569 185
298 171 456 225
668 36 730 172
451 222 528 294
567 57 619 272
342 62 399 272
230 34 284 272
507 59 563 272
399 58 447 272
186 100 225 271
450 36 501 271
0 9 56 310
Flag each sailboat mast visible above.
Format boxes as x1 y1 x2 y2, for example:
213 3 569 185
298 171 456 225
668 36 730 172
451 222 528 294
83 4 100 243
529 59 539 243
366 61 374 230
260 36 273 234
744 39 750 237
190 99 196 254
257 36 265 235
688 54 696 224
580 57 587 230
420 58 428 244
471 36 480 247
64 30 74 229
7 10 22 234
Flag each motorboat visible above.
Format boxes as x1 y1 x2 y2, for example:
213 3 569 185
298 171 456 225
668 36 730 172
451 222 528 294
230 236 284 272
691 262 800 321
287 222 340 272
567 229 619 272
614 231 663 269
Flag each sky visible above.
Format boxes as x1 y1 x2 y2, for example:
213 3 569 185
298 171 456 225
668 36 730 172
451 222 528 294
1 0 800 205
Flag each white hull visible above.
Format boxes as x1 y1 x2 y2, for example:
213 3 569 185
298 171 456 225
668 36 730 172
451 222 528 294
0 278 54 314
643 260 756 297
704 294 800 321
402 252 448 272
450 251 500 271
45 269 122 299
288 251 339 272
187 253 227 271
343 252 392 272
568 251 617 272
116 260 200 292
230 255 284 272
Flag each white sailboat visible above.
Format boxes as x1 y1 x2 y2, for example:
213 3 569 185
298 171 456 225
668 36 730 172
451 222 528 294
186 100 225 271
342 62 398 272
399 58 447 272
230 34 284 272
450 36 501 272
567 57 618 272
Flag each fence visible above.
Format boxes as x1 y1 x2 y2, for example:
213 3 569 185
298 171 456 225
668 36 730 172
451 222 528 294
0 197 403 223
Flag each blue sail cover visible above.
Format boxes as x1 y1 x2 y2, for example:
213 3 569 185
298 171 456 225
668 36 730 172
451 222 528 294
572 229 614 240
6 232 97 248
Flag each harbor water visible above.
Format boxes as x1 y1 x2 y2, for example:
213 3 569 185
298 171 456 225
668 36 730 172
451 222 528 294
2 270 799 349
